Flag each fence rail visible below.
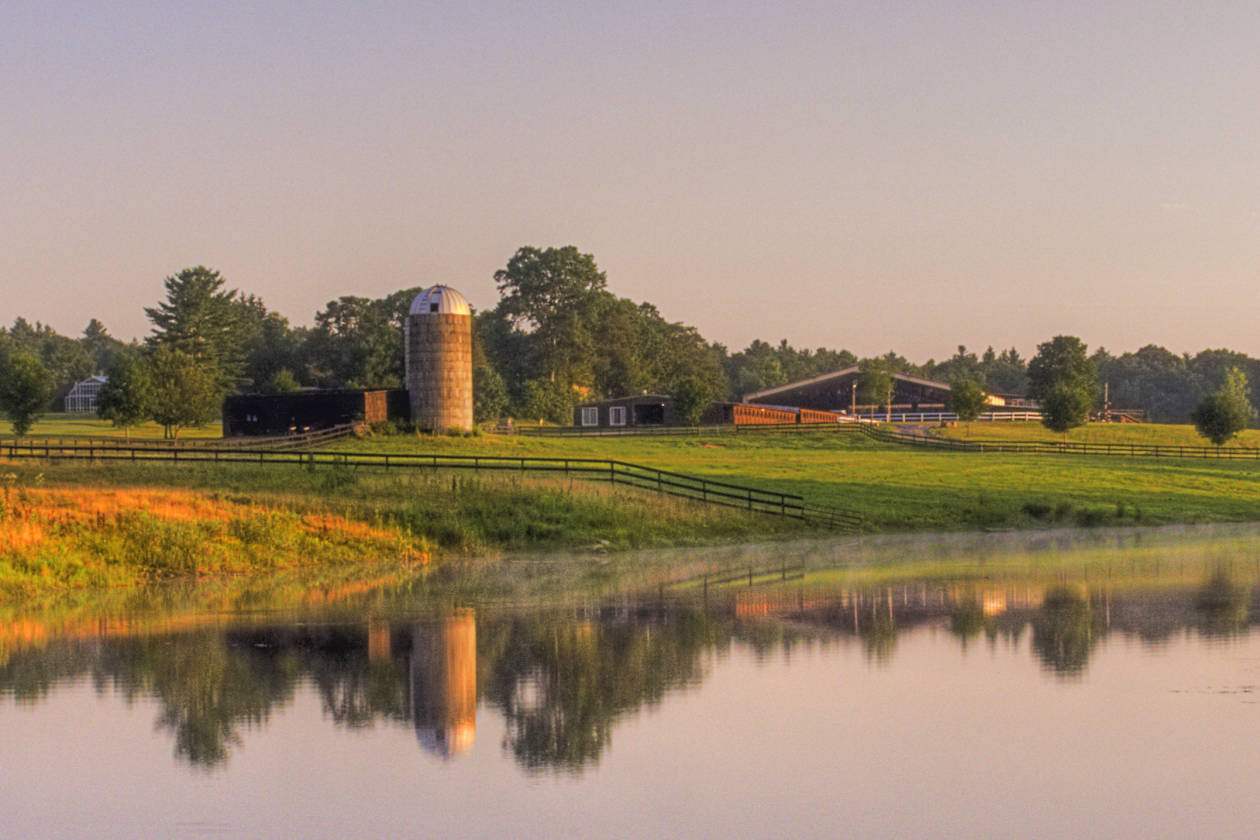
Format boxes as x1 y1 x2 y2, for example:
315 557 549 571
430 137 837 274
513 422 865 438
0 424 357 452
511 411 1051 437
853 410 1044 424
858 424 1260 460
0 439 860 531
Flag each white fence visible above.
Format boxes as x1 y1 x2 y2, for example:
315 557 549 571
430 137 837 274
850 411 1043 424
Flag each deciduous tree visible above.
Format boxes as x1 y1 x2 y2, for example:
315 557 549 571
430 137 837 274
0 351 53 436
948 377 988 434
1191 367 1253 446
493 246 607 388
97 353 153 440
146 345 220 439
1027 336 1098 433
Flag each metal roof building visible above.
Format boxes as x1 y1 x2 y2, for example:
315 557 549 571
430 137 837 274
65 375 107 413
741 366 999 414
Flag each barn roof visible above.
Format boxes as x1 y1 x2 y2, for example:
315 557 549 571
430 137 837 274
742 366 953 403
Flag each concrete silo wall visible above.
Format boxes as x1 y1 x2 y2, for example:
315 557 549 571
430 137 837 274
406 313 473 431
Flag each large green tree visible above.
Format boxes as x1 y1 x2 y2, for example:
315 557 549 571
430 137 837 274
948 376 988 434
1027 336 1098 433
4 317 92 396
493 245 607 389
145 267 248 398
1094 345 1195 422
302 289 420 390
0 351 53 436
97 353 154 440
146 345 220 439
1191 367 1253 446
80 318 127 374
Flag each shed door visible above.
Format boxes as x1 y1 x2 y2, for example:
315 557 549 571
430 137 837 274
634 403 665 425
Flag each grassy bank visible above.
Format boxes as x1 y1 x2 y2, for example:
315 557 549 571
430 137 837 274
0 459 807 599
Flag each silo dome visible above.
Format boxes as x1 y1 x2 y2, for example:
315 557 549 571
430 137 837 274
410 285 471 317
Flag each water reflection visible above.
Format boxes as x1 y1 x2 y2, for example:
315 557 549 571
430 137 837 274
2 570 1259 774
1195 570 1250 637
411 613 477 757
1030 587 1102 676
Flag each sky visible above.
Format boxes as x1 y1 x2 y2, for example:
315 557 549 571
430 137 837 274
2 0 1257 362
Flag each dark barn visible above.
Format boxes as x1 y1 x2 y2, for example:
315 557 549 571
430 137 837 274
574 394 678 428
222 389 409 437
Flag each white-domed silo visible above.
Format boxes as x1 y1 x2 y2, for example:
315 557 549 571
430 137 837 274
405 285 473 432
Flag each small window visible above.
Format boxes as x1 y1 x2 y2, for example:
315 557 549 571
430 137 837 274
609 406 627 426
581 407 599 426
430 303 439 312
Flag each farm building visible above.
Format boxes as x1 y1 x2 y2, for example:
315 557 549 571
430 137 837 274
574 394 678 428
704 403 845 425
573 397 848 428
222 389 408 437
741 366 1006 414
222 283 473 436
65 376 108 413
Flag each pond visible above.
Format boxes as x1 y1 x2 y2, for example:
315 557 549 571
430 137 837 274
3 525 1260 838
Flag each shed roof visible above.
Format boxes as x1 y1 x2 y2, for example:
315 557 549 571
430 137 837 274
576 394 672 407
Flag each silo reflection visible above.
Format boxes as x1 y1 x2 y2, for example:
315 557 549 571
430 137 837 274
409 612 476 758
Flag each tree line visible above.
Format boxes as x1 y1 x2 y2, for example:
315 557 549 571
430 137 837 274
0 245 1256 441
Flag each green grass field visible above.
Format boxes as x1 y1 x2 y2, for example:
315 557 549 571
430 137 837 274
321 424 1260 532
0 413 221 440
8 416 1260 543
932 419 1260 448
6 415 1260 599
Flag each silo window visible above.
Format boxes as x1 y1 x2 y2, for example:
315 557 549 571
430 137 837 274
430 303 439 312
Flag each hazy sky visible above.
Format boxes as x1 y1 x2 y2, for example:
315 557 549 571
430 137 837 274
3 1 1257 361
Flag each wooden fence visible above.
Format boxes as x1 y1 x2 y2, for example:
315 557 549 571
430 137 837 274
858 424 1260 460
0 424 357 452
0 439 863 531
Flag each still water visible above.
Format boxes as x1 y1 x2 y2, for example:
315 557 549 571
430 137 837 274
4 526 1260 839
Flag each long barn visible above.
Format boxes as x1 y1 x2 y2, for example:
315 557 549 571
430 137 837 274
741 366 1004 414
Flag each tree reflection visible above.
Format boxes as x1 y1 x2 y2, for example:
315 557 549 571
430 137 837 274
1031 587 1101 676
859 613 898 664
481 609 720 773
948 599 990 648
95 633 300 769
1195 570 1250 638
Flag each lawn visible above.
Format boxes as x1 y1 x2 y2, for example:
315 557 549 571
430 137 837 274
1 413 222 440
327 426 1260 532
7 417 1260 545
931 419 1260 448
